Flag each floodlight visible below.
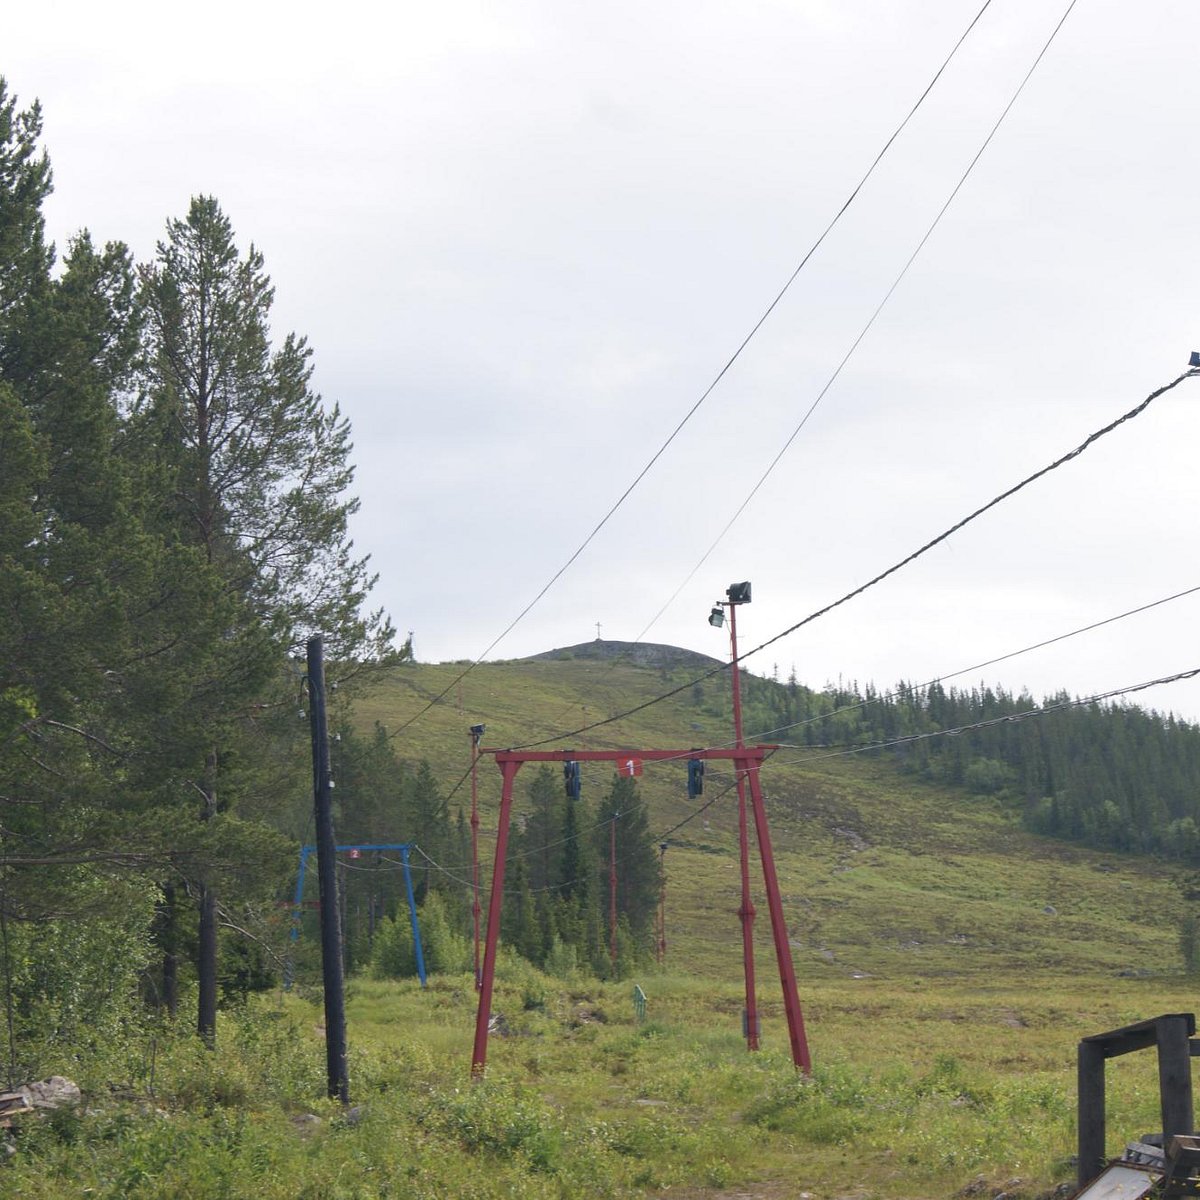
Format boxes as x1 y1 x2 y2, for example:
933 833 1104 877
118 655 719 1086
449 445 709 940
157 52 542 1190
1190 351 1200 368
470 723 486 738
726 581 752 604
708 606 725 628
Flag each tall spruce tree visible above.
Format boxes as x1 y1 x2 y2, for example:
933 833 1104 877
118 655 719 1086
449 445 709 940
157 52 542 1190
136 196 393 1044
0 82 51 373
524 767 563 894
0 84 155 880
594 775 662 960
137 196 390 660
0 82 248 1064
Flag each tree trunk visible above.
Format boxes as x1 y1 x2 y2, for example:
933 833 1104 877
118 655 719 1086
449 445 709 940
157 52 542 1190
161 882 178 1018
196 750 218 1047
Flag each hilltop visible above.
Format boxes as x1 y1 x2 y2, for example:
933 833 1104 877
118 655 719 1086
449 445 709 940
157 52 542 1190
522 638 723 672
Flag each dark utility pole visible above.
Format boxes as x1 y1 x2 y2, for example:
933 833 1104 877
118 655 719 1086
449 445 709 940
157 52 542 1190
307 635 349 1104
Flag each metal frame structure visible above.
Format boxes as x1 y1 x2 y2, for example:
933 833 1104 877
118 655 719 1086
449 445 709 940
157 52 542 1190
470 745 812 1076
290 842 428 988
1077 1012 1196 1189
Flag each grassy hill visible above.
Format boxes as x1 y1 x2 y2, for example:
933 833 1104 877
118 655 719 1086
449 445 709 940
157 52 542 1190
354 645 1184 985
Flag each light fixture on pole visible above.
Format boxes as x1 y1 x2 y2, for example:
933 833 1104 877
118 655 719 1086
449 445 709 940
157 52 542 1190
709 580 759 1051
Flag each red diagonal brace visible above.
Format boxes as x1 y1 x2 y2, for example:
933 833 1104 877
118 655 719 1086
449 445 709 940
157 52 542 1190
744 755 811 1073
471 756 523 1076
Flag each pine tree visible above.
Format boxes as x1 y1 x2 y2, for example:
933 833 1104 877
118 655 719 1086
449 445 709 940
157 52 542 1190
0 81 52 372
0 83 263 1057
592 776 662 962
137 196 391 662
134 195 394 1044
403 761 449 904
502 855 539 963
524 767 562 893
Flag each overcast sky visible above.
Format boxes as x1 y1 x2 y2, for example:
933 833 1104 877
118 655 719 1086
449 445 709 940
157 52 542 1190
7 1 1200 726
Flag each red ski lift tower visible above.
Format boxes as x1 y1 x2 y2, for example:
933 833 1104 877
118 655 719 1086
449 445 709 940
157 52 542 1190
470 584 811 1076
469 723 485 989
709 580 760 1051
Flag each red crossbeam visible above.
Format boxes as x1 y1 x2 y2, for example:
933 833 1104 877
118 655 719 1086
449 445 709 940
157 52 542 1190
482 746 776 764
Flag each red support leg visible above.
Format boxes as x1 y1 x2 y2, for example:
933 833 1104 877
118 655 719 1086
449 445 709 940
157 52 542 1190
471 758 523 1076
736 771 759 1050
470 742 481 991
744 758 811 1074
726 601 759 1051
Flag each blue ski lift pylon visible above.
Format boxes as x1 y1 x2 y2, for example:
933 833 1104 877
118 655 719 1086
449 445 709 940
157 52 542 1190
287 842 426 989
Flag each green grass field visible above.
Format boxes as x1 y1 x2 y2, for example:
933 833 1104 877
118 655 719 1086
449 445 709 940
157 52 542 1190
6 655 1195 1198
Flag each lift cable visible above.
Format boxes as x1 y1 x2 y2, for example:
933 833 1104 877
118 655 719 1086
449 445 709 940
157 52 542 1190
774 665 1200 767
411 771 749 899
513 364 1200 750
749 581 1200 742
371 582 1200 884
635 0 1082 643
387 1 1001 739
412 665 1200 900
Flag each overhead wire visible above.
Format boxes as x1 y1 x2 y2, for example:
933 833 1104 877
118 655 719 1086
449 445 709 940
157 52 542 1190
533 579 1200 762
333 669 1200 960
514 363 1200 750
748 581 1200 742
334 583 1200 903
420 662 1200 901
635 0 1082 643
482 584 1200 862
773 665 1200 767
330 515 1200 856
419 580 1200 876
388 1 999 739
411 754 753 876
412 772 751 899
403 846 476 892
736 370 1198 669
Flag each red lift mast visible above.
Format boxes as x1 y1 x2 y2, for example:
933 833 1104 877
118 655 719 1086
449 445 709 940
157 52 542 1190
470 745 811 1077
725 598 759 1051
468 724 485 990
